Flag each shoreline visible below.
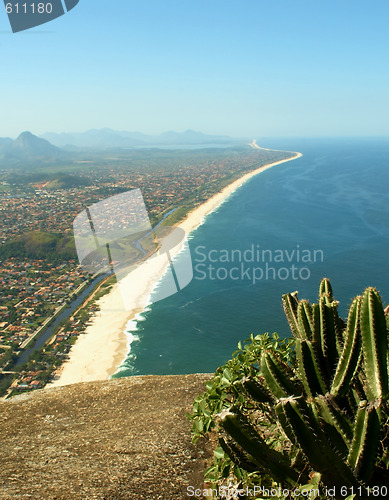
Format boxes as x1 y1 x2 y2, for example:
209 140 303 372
48 150 302 388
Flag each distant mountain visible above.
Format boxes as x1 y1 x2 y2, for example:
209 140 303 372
40 128 234 149
0 129 239 168
12 131 61 156
0 131 64 163
0 137 13 148
41 128 145 149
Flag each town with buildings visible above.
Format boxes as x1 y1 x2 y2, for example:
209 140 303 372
0 145 290 397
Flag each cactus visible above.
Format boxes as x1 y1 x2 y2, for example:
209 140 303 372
282 291 300 339
347 401 381 482
295 338 327 396
260 351 299 398
319 277 333 301
359 287 389 400
275 397 358 489
220 410 302 486
315 394 353 447
297 300 314 340
242 377 274 404
190 279 389 496
330 296 362 398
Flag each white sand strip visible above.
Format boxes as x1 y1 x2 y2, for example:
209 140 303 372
48 151 302 387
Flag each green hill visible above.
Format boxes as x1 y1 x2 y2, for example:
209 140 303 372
45 173 92 190
0 231 76 261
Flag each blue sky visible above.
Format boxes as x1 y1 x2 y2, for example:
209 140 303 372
0 0 388 138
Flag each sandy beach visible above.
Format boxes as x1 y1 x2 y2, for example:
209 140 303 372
48 150 302 388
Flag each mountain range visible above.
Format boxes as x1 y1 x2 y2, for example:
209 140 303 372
0 129 240 167
40 128 235 149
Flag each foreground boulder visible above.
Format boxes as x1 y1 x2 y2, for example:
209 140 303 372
0 374 212 499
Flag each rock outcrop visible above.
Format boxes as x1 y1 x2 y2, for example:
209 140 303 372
0 374 213 499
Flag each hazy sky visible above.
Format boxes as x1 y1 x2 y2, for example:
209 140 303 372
0 0 388 138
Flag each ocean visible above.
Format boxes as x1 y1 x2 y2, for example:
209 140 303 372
112 137 389 378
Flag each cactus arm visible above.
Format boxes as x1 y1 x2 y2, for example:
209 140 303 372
277 398 358 486
242 377 274 404
319 298 340 379
311 303 321 345
331 297 362 398
297 301 314 340
347 401 381 482
319 277 333 301
282 292 301 339
360 288 389 400
218 436 259 473
260 352 299 399
315 395 353 446
311 302 330 383
277 398 358 488
333 304 347 350
275 402 298 446
221 411 300 486
319 278 346 348
296 339 328 396
315 419 349 459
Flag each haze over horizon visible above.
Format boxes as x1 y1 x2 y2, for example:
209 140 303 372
1 0 388 138
3 128 389 143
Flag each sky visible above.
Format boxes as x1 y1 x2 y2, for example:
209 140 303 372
0 0 388 138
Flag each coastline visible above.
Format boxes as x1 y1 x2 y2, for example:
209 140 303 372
48 151 302 388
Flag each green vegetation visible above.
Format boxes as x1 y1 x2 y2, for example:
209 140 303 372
162 205 191 226
44 173 92 190
3 170 92 187
0 231 76 261
189 279 389 499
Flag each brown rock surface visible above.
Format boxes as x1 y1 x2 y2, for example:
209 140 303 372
0 374 214 499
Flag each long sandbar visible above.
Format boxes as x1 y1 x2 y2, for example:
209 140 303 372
48 151 302 388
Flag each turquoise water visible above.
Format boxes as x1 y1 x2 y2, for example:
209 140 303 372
112 138 389 378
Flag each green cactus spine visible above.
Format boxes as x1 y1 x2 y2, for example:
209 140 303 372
242 377 274 404
360 287 389 400
331 296 362 398
282 291 300 339
221 410 301 486
347 401 381 482
276 398 358 488
319 277 333 301
260 351 299 398
314 394 353 447
296 300 315 340
296 339 328 396
319 297 340 379
218 436 259 473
